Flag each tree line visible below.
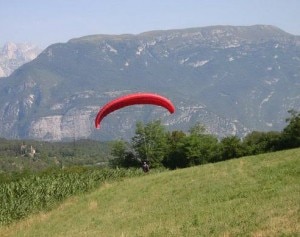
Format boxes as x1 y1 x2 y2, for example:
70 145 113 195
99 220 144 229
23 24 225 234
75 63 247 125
110 110 300 169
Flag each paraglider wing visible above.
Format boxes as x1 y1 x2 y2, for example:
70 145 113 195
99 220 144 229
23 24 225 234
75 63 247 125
95 93 175 128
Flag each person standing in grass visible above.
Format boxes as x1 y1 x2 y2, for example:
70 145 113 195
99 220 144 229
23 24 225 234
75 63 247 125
142 161 149 173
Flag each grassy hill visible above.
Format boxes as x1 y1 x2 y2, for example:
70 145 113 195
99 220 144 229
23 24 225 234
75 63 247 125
1 148 299 236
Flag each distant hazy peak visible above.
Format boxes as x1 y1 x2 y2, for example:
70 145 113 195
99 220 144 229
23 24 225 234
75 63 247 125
0 42 42 77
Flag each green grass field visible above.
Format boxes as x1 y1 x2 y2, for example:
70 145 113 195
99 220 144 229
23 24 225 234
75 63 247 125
1 148 299 237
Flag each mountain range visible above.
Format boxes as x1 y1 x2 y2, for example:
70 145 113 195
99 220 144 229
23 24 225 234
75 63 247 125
0 25 299 141
0 42 42 77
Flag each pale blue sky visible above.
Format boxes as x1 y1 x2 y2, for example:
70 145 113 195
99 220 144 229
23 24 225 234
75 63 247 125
1 0 299 48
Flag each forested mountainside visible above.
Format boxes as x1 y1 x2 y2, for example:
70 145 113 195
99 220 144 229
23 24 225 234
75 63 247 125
0 25 299 141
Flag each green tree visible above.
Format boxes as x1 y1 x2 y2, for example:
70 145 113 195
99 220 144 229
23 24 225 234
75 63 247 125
131 120 168 168
109 140 139 168
163 130 187 169
187 123 219 165
219 136 245 161
163 124 219 169
243 131 281 155
280 110 300 149
183 134 219 166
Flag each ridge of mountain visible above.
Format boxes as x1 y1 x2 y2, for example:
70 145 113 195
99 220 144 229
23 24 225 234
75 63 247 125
0 25 299 141
80 25 291 40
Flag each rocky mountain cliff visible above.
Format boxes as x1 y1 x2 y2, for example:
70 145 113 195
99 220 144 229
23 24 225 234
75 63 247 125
0 25 299 141
0 42 42 77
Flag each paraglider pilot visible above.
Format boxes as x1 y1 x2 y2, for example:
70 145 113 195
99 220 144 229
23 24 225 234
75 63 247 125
142 161 149 173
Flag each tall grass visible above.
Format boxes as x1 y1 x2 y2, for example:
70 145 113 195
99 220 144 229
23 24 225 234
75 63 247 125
0 167 146 225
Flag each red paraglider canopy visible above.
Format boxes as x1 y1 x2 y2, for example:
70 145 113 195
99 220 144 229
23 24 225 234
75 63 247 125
95 92 175 129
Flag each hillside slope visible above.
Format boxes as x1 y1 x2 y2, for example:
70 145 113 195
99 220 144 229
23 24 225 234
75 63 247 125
1 148 299 236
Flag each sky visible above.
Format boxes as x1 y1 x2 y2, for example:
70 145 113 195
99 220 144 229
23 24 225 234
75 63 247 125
1 0 300 48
